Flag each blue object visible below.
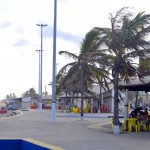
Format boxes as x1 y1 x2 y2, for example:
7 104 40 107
0 139 51 150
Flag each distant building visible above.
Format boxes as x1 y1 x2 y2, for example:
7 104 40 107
22 97 32 108
7 95 53 110
42 95 52 109
8 97 37 109
8 98 22 109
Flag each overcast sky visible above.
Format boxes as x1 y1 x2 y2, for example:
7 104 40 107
0 0 150 99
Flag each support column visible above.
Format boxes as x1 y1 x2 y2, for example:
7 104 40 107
148 93 150 108
101 93 103 113
124 89 128 119
63 98 66 113
98 97 101 113
91 98 93 113
71 96 73 114
111 89 114 113
146 92 149 108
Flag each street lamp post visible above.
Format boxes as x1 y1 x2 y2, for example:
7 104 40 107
51 0 57 122
36 24 48 111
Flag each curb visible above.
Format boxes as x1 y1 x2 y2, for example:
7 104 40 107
24 138 65 150
0 110 23 120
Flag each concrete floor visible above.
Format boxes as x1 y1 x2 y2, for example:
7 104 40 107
0 109 150 150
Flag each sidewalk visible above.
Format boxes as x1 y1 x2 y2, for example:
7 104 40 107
0 109 149 150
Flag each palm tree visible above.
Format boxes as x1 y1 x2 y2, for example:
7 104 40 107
139 57 150 76
58 29 106 117
95 8 150 133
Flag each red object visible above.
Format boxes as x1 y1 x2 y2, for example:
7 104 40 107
58 106 61 110
0 108 8 114
100 104 109 113
31 105 38 109
42 106 51 109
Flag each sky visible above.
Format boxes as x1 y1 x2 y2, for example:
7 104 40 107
0 0 150 99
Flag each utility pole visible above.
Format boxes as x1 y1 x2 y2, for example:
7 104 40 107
36 24 48 111
45 84 47 97
36 49 41 105
51 0 57 122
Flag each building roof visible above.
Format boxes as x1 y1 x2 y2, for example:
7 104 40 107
119 76 150 92
42 95 52 100
9 98 22 101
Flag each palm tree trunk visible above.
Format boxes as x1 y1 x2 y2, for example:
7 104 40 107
98 78 102 113
113 71 120 133
71 92 75 112
80 69 84 118
99 84 102 113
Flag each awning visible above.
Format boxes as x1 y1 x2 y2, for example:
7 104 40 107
119 76 150 92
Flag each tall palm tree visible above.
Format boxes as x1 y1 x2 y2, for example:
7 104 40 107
58 29 106 117
95 8 150 133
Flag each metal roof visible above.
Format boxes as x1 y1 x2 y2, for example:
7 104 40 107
119 76 150 92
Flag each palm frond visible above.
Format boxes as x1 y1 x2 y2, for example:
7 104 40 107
80 29 100 54
59 51 78 60
58 62 76 75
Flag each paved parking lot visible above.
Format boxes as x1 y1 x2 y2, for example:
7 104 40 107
0 109 150 150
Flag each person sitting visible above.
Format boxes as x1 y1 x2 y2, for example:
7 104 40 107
146 116 150 130
144 108 148 120
137 111 145 121
134 106 142 117
129 111 136 118
124 111 136 131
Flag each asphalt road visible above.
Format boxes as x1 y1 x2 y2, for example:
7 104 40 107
0 109 150 150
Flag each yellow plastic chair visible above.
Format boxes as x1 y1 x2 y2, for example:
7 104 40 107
111 118 114 129
138 121 147 132
111 118 122 131
128 118 138 132
145 123 150 131
148 124 150 131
